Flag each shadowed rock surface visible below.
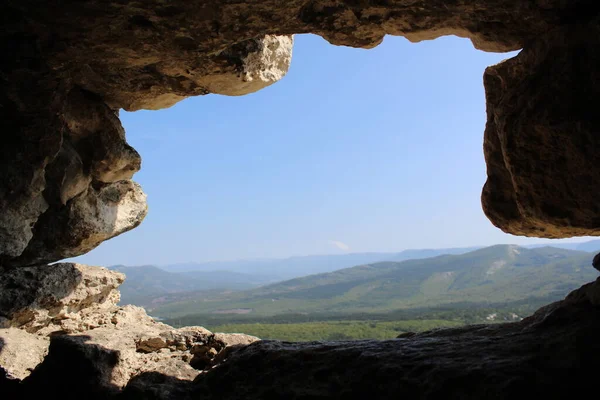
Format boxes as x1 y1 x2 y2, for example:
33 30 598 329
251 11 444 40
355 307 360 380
1 269 599 399
482 16 600 237
11 181 148 267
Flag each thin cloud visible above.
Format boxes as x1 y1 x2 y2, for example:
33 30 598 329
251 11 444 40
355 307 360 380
330 240 350 251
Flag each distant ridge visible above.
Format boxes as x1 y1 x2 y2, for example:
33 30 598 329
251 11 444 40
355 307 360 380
113 240 600 314
147 245 598 319
156 240 600 279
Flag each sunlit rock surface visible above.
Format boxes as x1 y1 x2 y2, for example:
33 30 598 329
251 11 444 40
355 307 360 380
0 263 258 391
9 181 148 267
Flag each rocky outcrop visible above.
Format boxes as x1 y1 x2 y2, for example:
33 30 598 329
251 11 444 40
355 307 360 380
2 0 592 113
107 34 294 111
482 16 600 237
11 181 148 267
0 262 124 332
0 78 146 266
0 328 48 380
0 263 258 388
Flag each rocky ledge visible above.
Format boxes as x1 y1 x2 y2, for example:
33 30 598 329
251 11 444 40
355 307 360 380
0 263 258 397
1 263 600 399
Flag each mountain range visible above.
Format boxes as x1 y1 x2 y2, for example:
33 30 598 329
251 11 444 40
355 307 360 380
158 247 480 278
156 239 600 277
109 266 277 306
112 246 484 305
112 240 600 307
129 244 600 320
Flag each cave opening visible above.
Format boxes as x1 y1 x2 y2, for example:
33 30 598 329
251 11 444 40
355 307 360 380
3 1 600 397
76 34 529 267
52 33 596 342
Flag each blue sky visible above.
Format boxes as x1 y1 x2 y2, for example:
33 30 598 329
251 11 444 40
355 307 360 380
73 34 590 266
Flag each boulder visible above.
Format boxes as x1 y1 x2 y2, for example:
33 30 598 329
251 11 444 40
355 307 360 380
0 263 259 393
0 263 124 332
9 181 148 267
482 17 600 237
0 328 48 380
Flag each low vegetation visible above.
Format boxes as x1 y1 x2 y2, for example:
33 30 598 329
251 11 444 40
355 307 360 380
163 299 554 341
204 320 465 341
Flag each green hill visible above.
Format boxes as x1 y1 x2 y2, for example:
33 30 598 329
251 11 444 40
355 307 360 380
159 248 481 279
150 245 598 319
110 265 271 306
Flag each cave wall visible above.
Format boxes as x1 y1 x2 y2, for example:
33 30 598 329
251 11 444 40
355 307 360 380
482 16 600 237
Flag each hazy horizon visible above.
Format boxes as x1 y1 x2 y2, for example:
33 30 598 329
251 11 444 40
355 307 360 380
97 239 598 268
71 34 596 266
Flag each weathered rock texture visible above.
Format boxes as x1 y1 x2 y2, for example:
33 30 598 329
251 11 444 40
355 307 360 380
12 181 148 267
0 328 48 380
482 16 600 237
0 263 258 390
0 263 124 332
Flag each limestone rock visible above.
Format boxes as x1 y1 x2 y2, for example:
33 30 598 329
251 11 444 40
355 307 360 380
110 35 294 110
0 75 61 261
482 17 600 237
44 143 92 206
593 252 600 272
4 0 600 397
123 373 194 400
194 35 294 97
0 263 259 393
0 173 50 259
214 332 259 348
2 0 590 113
0 83 142 267
0 328 48 380
62 88 141 184
562 277 600 307
17 311 257 391
136 337 169 354
3 0 586 108
0 263 124 332
51 325 198 389
9 181 148 267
